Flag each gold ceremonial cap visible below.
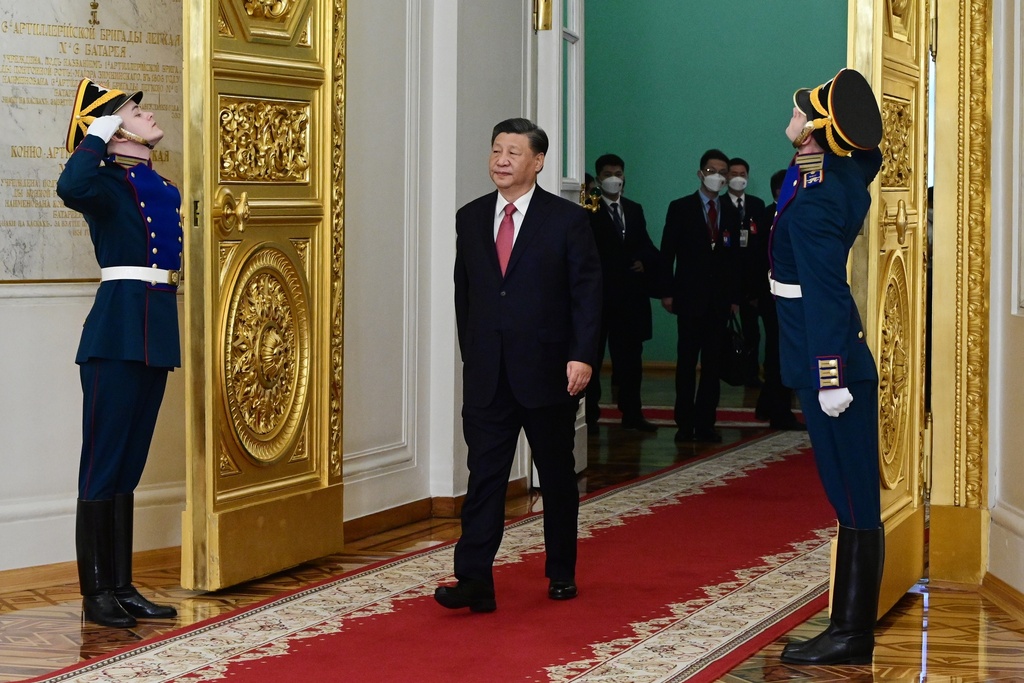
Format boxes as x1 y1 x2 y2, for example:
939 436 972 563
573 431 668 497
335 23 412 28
793 68 882 156
65 78 143 153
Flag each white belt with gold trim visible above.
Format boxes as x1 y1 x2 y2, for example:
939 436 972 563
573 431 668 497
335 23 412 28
768 276 802 299
101 266 181 287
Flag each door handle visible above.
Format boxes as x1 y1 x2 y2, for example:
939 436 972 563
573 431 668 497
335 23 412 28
881 198 909 246
213 187 250 235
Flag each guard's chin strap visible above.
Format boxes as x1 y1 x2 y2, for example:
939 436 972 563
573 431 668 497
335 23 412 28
114 128 155 149
792 118 828 149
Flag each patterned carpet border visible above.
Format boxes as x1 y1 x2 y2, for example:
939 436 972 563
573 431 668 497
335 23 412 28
34 431 828 683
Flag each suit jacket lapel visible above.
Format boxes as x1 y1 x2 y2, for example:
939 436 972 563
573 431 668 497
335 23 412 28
473 190 504 278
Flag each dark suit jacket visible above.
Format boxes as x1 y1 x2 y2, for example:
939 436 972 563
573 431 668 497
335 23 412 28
659 190 739 320
771 149 882 390
56 134 182 369
590 197 659 341
454 185 602 409
719 192 768 301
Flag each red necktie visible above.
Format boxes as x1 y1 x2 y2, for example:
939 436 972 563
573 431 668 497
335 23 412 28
496 203 515 275
707 199 718 244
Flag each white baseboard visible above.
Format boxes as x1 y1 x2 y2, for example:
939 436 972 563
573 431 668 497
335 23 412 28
0 484 185 571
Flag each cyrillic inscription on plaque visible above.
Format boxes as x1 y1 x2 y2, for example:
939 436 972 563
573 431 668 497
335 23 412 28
0 0 183 281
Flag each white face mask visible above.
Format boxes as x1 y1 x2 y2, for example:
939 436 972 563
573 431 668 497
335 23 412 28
600 176 624 195
702 173 726 193
728 176 748 192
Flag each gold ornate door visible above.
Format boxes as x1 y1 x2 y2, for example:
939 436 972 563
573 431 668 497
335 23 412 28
180 0 346 590
849 0 930 614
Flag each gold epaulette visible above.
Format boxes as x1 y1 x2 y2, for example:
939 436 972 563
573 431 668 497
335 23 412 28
795 153 824 173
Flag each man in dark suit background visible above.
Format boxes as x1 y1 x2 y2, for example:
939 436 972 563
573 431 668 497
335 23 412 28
660 149 738 443
584 154 660 434
754 169 803 430
721 157 768 388
436 118 602 613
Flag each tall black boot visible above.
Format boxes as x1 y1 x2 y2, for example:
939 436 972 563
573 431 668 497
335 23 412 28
76 499 136 628
781 525 885 665
112 493 177 619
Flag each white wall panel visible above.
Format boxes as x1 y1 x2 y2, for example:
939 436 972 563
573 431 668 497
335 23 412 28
989 0 1024 593
0 286 185 570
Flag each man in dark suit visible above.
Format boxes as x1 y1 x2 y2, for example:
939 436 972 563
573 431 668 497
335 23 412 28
436 118 602 612
770 68 884 666
57 78 181 628
720 157 768 388
584 154 660 434
754 169 803 430
660 149 738 443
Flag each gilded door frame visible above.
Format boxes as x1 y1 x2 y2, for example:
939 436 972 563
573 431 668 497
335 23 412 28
180 0 347 590
848 0 993 590
848 0 930 614
928 0 991 584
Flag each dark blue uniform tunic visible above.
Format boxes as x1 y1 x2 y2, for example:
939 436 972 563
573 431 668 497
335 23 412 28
56 134 183 500
769 149 883 529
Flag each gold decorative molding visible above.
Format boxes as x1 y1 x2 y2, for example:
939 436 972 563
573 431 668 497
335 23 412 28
881 96 913 189
329 0 346 480
219 440 242 477
949 0 989 509
223 245 311 465
878 254 910 489
244 0 292 20
290 238 309 271
219 241 241 281
889 0 913 38
218 5 234 37
288 431 309 463
299 18 311 47
218 96 311 183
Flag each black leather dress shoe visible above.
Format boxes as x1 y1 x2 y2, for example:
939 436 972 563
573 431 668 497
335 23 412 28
548 580 578 600
621 417 658 432
674 428 694 443
693 429 722 443
434 582 496 613
770 418 807 431
114 586 177 619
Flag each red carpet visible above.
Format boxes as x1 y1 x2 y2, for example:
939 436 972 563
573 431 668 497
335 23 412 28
33 432 833 683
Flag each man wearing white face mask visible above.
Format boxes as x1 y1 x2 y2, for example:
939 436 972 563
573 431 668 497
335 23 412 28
584 154 661 435
720 157 768 389
659 148 740 443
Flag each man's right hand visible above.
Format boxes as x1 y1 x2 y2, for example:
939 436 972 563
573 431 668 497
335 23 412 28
86 115 123 143
661 296 673 313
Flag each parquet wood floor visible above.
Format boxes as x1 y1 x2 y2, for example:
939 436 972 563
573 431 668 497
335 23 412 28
2 371 1023 682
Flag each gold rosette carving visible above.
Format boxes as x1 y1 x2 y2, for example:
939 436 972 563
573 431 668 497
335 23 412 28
223 244 310 464
878 253 911 489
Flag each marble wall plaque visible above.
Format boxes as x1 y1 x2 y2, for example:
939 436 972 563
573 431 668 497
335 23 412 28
0 0 183 281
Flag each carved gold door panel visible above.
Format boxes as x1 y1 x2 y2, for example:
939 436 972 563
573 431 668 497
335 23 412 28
851 0 929 615
180 0 345 590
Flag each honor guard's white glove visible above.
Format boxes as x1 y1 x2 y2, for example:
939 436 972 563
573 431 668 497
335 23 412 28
818 387 853 417
86 115 123 143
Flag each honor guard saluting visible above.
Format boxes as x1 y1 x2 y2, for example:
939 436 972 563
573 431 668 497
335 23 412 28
57 78 182 628
768 68 885 665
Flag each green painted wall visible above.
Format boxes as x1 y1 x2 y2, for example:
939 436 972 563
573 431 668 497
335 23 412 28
585 1 848 362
